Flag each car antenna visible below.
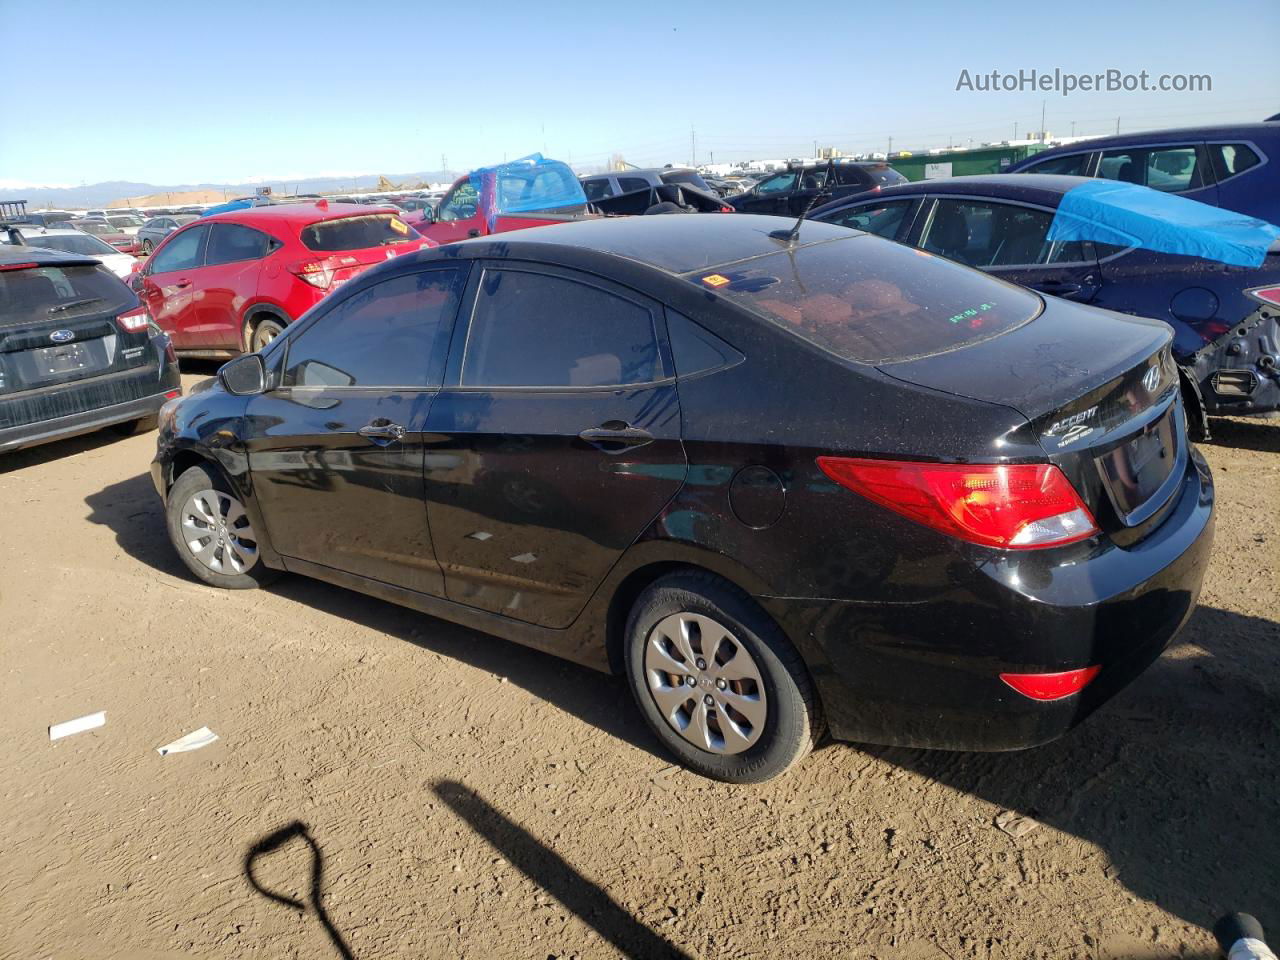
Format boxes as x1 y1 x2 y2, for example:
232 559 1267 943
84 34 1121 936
768 160 835 245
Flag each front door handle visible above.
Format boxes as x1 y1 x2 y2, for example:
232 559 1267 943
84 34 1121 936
578 424 654 453
358 419 405 443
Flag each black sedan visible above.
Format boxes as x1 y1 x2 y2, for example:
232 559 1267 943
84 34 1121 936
151 215 1214 782
808 174 1280 436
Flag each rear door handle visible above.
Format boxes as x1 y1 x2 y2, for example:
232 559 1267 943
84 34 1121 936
1035 280 1082 296
578 424 654 452
358 420 405 443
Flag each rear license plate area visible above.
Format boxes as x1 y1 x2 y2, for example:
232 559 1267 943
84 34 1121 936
1097 407 1178 521
36 342 92 376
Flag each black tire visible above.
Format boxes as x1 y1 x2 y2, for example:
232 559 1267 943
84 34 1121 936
250 317 285 353
624 571 823 783
165 463 278 590
110 414 158 436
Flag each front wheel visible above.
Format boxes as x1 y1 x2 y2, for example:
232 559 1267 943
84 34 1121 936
624 571 823 783
165 463 278 589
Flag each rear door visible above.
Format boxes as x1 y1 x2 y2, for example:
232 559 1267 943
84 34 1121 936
916 197 1101 302
140 223 210 349
243 265 468 594
195 222 277 350
423 263 686 628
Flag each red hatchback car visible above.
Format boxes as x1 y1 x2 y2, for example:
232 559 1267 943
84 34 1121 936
136 202 433 355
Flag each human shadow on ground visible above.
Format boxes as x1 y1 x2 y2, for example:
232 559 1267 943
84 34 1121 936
433 778 694 960
244 821 354 960
1203 415 1280 454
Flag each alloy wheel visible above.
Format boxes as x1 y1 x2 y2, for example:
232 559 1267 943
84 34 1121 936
179 488 260 575
643 612 767 755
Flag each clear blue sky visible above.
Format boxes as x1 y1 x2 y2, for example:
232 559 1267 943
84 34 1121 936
2 0 1276 186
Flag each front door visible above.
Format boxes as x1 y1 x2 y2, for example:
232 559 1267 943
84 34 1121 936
420 179 485 245
243 266 468 594
736 171 798 216
424 264 687 628
140 223 210 350
916 197 1101 302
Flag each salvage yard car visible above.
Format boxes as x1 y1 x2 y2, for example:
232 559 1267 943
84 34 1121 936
135 200 432 356
728 159 907 217
809 175 1280 433
0 245 180 452
152 215 1214 783
2 224 139 278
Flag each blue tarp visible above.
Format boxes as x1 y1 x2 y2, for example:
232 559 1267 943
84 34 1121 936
1047 180 1280 268
469 153 588 230
200 198 257 217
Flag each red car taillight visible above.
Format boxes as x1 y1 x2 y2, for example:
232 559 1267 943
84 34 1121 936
1247 285 1280 307
117 308 149 333
1000 666 1101 701
289 257 367 291
816 457 1099 549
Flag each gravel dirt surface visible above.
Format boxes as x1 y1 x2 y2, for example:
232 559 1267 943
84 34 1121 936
1 370 1277 960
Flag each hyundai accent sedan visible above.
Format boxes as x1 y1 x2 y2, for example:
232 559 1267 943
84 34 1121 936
151 215 1215 782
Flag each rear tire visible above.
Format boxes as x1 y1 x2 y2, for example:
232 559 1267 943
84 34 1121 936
250 317 285 353
624 571 823 783
165 463 278 590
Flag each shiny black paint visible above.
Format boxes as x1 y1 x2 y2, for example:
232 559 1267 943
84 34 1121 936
154 216 1215 752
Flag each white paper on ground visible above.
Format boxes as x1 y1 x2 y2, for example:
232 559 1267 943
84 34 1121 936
49 711 106 741
157 727 219 756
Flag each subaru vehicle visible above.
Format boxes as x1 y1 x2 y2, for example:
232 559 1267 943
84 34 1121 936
2 224 138 278
1005 123 1279 224
136 215 198 255
728 160 907 217
136 201 432 356
0 245 181 452
809 175 1280 435
151 215 1214 783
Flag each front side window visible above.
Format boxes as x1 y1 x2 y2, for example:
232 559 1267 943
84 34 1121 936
1210 142 1262 181
149 225 209 273
438 182 479 222
206 223 272 265
1022 152 1092 176
757 173 798 195
463 270 660 388
283 268 465 389
820 200 914 239
920 200 1085 267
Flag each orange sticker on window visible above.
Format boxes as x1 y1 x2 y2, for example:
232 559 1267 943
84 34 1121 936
702 273 730 287
389 217 409 235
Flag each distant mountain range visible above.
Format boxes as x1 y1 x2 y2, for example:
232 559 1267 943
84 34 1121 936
4 172 455 209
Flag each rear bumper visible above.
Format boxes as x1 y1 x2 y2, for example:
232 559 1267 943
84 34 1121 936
0 367 181 453
761 447 1216 751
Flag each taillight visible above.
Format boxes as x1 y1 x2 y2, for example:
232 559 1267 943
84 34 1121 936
720 205 734 213
117 309 149 332
1000 666 1100 701
0 262 39 271
816 457 1099 549
291 260 333 289
1247 285 1280 307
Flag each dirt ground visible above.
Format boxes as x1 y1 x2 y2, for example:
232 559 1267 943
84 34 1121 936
2 369 1277 960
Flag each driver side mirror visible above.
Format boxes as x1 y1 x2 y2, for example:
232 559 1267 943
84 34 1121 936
219 353 267 396
419 206 436 225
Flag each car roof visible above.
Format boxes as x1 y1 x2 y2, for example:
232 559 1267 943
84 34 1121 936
430 213 861 275
207 200 401 226
809 174 1093 216
0 244 103 267
1021 123 1278 157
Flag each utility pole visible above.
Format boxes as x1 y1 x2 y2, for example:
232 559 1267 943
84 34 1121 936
1013 121 1018 141
887 136 893 156
1115 116 1121 134
690 124 696 166
1040 100 1046 141
1070 120 1076 137
441 154 447 176
813 139 817 158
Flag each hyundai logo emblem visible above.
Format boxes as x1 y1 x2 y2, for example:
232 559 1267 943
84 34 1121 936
1142 365 1161 394
49 329 75 344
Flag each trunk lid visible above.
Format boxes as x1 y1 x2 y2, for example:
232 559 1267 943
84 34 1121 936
878 297 1185 535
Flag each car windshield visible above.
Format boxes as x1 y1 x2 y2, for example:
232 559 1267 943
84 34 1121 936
107 216 143 228
864 165 907 186
688 235 1040 363
20 234 119 257
300 214 419 251
76 222 115 236
661 170 711 191
0 262 134 326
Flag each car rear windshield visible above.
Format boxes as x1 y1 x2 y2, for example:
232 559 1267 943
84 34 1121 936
77 222 115 236
862 165 907 186
299 214 418 252
0 263 134 327
20 234 118 257
690 235 1040 363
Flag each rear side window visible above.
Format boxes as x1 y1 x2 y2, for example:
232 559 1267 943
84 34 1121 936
582 179 613 201
1021 152 1091 176
692 235 1040 364
283 268 465 388
920 200 1086 267
463 269 660 387
0 263 134 326
206 223 272 265
619 177 651 193
861 165 907 187
300 214 416 252
819 200 914 239
1209 143 1262 181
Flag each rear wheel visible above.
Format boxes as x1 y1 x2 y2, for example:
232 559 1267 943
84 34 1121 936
250 317 284 353
165 463 278 589
624 571 822 783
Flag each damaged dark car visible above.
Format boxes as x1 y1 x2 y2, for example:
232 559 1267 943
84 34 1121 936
809 174 1280 436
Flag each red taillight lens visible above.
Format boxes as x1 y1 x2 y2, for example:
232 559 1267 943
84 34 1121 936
816 457 1099 549
164 389 182 400
720 205 734 213
117 309 149 332
1247 285 1280 307
1000 666 1100 701
290 260 333 289
0 262 39 271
